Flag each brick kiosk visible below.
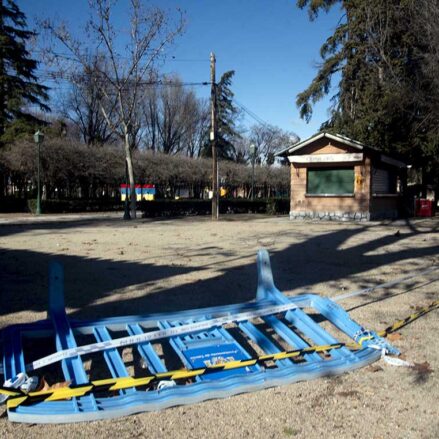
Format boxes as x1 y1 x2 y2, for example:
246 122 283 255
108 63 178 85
277 133 407 221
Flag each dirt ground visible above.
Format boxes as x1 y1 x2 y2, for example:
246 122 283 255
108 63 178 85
0 213 438 438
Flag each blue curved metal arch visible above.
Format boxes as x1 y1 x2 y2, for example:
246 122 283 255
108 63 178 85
3 249 393 423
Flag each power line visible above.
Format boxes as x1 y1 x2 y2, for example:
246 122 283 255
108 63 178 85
232 98 300 144
36 71 210 88
233 97 274 128
170 57 209 63
32 49 208 64
42 80 210 88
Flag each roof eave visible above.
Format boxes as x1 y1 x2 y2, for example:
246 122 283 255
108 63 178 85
277 132 408 168
276 132 365 157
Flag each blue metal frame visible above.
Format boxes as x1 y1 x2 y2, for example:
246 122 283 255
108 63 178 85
1 249 392 424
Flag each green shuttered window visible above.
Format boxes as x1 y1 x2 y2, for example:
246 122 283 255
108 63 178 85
307 167 354 195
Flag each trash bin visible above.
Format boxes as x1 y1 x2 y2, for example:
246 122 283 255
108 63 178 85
415 199 434 217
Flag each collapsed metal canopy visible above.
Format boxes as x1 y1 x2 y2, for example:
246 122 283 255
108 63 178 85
1 249 396 424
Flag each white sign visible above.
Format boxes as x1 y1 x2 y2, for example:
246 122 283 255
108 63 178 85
288 153 363 164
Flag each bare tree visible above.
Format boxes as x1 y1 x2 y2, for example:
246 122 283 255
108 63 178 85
249 124 299 165
233 133 251 164
141 78 160 151
157 78 198 155
141 77 207 156
43 0 184 216
184 97 209 158
60 55 114 145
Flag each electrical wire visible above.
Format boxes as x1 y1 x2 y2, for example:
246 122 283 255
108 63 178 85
32 49 208 64
35 70 210 88
233 97 275 129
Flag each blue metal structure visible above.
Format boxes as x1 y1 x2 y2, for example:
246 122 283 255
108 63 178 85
1 250 394 423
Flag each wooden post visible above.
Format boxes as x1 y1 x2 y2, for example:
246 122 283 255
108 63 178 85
210 52 219 220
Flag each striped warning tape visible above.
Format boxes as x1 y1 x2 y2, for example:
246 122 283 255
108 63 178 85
2 299 438 409
4 341 352 409
2 302 300 375
376 299 439 337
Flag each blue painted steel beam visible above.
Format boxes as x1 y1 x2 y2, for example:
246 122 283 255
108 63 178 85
2 327 25 380
48 261 98 412
238 320 292 367
93 326 135 395
126 324 167 373
262 315 323 363
284 308 355 360
312 296 370 338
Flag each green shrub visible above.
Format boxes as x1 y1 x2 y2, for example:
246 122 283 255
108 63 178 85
0 196 289 215
266 198 290 215
26 199 124 214
221 199 267 214
0 197 28 213
140 199 211 217
140 198 290 217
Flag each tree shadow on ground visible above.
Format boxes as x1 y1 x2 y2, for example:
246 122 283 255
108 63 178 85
0 217 123 238
0 249 202 323
345 278 439 313
401 216 439 234
0 213 274 239
1 217 438 325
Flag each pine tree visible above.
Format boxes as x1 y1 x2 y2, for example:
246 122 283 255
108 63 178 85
295 0 435 170
216 70 240 160
203 70 240 160
0 0 49 143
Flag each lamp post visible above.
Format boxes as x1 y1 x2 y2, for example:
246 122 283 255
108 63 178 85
33 130 44 215
249 144 257 200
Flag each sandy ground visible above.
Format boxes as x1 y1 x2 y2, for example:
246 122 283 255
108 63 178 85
0 213 438 438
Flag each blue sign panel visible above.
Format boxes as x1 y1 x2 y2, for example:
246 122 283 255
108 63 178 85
182 343 257 380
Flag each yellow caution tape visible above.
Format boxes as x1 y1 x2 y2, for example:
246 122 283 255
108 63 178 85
3 299 438 409
377 299 439 337
4 342 355 408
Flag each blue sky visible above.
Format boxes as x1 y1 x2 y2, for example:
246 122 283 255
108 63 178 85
18 0 343 140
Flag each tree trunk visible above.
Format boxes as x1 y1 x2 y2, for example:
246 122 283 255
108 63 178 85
124 131 136 218
0 173 5 198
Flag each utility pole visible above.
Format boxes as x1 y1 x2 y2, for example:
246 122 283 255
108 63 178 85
210 52 219 220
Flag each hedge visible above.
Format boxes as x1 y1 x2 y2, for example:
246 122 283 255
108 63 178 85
0 197 289 215
26 199 125 214
0 197 28 213
0 198 124 214
140 198 289 217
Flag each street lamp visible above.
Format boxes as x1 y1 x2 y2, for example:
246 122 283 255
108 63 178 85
33 130 44 215
249 144 257 200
